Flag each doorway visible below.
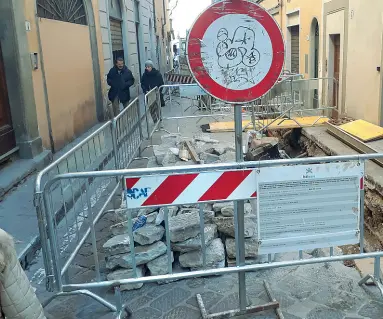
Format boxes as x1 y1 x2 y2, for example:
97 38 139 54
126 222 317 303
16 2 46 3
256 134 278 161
110 18 124 62
332 34 340 116
0 43 16 160
310 19 320 108
290 25 300 74
332 34 340 118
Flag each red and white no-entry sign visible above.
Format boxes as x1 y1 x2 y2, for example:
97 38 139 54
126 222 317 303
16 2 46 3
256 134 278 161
187 0 285 104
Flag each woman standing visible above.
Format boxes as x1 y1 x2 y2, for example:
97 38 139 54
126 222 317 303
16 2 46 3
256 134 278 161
141 60 166 112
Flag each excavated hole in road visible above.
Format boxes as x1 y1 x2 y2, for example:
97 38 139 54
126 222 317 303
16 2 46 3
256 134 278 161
268 128 383 268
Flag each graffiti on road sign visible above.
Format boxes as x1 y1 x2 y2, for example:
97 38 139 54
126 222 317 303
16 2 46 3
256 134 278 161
187 0 285 103
216 27 261 69
127 187 151 200
215 26 262 88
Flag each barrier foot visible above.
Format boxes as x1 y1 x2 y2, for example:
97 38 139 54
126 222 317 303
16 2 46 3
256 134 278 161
197 280 282 319
196 296 279 319
264 280 285 319
156 127 171 134
115 286 132 319
359 274 383 298
42 289 117 312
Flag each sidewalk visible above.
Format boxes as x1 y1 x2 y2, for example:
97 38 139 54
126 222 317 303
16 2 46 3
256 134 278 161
0 94 150 269
0 122 107 268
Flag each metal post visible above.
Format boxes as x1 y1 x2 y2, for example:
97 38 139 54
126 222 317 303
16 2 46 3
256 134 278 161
234 106 247 312
43 191 63 292
374 257 381 281
136 100 144 142
34 192 54 291
85 182 101 282
144 96 151 139
199 204 207 269
360 187 365 254
299 250 303 260
164 207 173 275
111 120 120 171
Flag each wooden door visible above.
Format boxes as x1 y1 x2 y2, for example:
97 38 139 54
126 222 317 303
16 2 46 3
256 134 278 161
332 35 340 119
110 18 124 62
0 44 16 159
290 26 300 74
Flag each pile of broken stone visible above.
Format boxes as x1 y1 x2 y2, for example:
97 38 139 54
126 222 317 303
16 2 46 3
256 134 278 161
102 134 269 291
151 134 237 167
104 201 266 291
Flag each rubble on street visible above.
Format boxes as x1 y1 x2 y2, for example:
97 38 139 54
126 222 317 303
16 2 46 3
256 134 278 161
103 134 274 291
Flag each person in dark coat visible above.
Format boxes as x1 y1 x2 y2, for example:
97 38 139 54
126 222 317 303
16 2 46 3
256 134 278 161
107 57 135 117
140 60 165 107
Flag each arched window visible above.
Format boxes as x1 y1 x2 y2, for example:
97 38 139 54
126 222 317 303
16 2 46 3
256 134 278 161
37 0 87 25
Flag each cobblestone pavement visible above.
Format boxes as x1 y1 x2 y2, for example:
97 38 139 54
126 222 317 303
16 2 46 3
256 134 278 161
26 96 383 318
31 248 383 319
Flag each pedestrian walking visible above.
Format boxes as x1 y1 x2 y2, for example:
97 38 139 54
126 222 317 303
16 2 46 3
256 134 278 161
0 228 46 319
141 60 166 124
107 57 135 118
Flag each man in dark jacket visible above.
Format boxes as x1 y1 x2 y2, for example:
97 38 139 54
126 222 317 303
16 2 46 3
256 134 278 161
107 57 135 117
141 60 165 107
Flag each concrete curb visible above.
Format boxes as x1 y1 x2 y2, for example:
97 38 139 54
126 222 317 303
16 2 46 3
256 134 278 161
18 235 40 270
0 150 52 199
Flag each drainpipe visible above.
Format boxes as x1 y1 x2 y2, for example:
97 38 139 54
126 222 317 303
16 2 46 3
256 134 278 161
380 22 383 126
280 0 283 36
34 2 55 153
162 0 166 26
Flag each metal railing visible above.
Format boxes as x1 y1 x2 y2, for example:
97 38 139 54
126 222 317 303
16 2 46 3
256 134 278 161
251 77 338 132
159 77 337 134
34 95 161 291
38 153 383 318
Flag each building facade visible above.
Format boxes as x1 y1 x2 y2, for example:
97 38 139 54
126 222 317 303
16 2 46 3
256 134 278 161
260 0 383 125
0 0 171 161
98 0 160 96
322 0 383 125
259 0 323 79
153 0 173 74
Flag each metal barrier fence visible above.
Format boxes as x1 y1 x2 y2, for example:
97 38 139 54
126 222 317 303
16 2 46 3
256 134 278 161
159 76 337 134
39 153 383 318
250 77 338 132
34 95 161 290
144 87 162 139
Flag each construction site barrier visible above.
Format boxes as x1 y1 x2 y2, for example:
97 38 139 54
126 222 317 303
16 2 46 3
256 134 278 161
159 77 337 134
33 95 161 288
164 68 195 84
38 153 383 318
144 87 163 139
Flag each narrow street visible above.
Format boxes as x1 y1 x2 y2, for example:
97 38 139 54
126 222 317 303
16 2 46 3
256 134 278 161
23 97 383 319
2 0 383 318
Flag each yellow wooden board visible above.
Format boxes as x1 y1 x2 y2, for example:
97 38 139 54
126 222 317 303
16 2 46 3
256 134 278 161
208 116 329 132
339 120 383 142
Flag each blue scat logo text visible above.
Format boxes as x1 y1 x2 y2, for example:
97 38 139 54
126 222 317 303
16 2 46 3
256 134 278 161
126 187 151 200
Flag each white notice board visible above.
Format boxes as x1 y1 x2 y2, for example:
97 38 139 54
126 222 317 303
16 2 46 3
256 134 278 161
179 84 207 97
257 161 365 254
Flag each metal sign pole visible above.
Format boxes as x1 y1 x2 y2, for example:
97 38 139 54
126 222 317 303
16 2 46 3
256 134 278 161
234 105 247 311
186 0 285 316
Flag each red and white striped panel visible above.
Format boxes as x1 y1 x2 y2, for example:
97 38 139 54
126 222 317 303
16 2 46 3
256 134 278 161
165 74 195 84
125 169 257 208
